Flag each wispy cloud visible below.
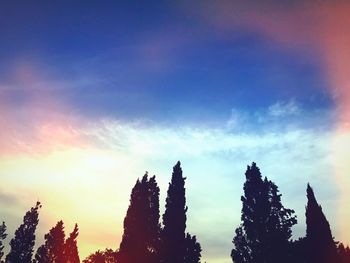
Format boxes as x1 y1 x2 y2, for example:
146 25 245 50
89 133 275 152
268 99 300 117
0 62 342 262
0 107 342 263
0 190 19 206
190 0 350 127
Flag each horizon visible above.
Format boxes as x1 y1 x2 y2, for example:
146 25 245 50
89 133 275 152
0 1 349 262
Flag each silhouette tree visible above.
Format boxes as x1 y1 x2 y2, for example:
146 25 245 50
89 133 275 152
0 222 7 262
118 173 160 263
65 224 80 263
161 161 188 263
34 220 66 263
184 233 201 263
83 249 118 263
6 201 41 263
305 184 337 263
231 163 297 263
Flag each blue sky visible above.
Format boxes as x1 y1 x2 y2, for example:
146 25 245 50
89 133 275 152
0 1 333 123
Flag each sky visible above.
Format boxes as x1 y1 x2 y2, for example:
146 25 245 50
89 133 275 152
0 1 350 262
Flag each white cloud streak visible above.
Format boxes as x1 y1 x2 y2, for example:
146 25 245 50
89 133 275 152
0 102 343 263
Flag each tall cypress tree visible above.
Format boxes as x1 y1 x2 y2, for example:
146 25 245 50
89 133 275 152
231 163 297 263
6 202 41 263
118 173 160 263
161 161 187 263
0 222 7 262
65 224 80 263
34 220 66 263
305 184 337 263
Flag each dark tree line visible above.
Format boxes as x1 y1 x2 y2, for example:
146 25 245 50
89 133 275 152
1 161 349 263
0 161 201 263
232 162 350 263
1 201 80 263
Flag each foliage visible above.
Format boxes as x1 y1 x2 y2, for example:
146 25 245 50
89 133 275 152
118 173 160 263
65 224 80 263
184 233 201 263
34 220 66 263
232 163 297 263
82 249 118 263
161 161 188 263
305 184 337 263
6 202 41 263
0 222 7 261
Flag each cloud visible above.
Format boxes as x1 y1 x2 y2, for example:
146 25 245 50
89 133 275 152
0 3 348 262
0 190 19 206
268 99 300 117
0 109 343 262
83 118 338 263
188 0 350 127
0 61 342 262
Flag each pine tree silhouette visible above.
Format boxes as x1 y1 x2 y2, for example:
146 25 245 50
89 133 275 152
34 220 66 263
118 173 160 263
6 202 41 263
0 222 7 262
184 233 201 263
231 163 297 263
65 224 80 263
305 184 337 263
161 161 187 263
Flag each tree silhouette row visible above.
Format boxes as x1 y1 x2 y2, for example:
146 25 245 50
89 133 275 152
232 162 350 263
0 161 349 263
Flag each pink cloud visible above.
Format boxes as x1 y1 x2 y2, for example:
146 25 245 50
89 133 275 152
0 61 88 156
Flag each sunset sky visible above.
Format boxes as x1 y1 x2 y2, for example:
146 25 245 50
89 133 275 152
0 1 350 263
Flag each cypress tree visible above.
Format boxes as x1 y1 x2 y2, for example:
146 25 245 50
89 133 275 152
6 202 41 263
0 222 7 262
118 173 160 263
65 224 80 263
161 161 187 263
231 163 297 263
305 184 337 263
34 220 66 263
